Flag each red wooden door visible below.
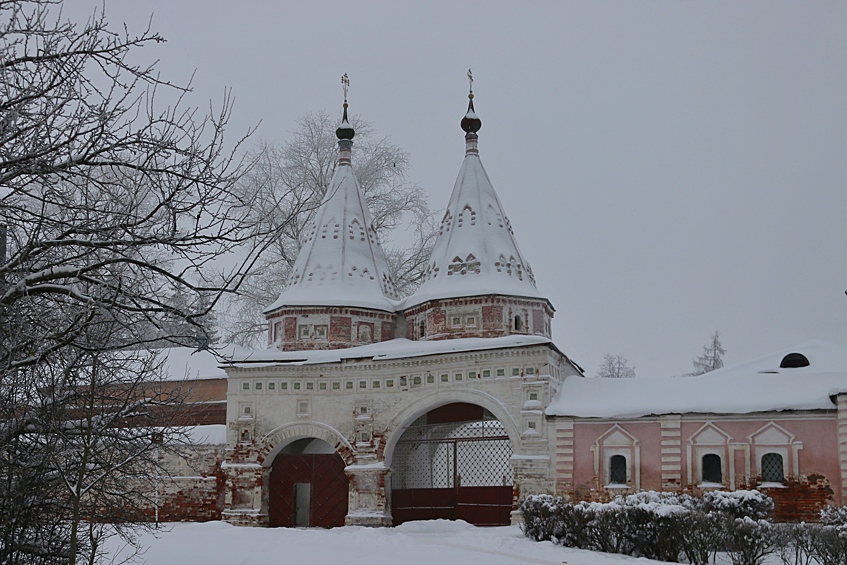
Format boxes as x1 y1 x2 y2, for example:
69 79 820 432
269 453 348 528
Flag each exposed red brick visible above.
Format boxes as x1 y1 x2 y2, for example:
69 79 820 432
482 304 503 332
381 321 394 341
284 317 296 342
330 315 352 343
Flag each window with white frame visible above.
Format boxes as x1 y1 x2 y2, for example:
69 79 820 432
747 422 798 485
687 423 731 488
592 425 640 489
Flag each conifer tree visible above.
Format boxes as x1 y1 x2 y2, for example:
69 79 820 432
692 331 727 375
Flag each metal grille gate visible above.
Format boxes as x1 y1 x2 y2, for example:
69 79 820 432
391 408 514 526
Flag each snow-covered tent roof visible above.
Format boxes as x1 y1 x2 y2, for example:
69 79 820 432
264 109 398 314
227 334 553 366
547 340 847 419
402 94 544 309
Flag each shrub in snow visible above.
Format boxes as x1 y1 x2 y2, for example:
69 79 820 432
772 523 817 565
679 509 722 565
768 506 847 565
699 491 775 565
700 489 774 521
794 507 847 565
579 501 630 555
808 527 847 565
725 517 774 565
819 505 847 528
519 494 565 542
520 490 775 564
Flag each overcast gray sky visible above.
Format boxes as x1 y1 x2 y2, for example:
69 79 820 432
77 1 847 378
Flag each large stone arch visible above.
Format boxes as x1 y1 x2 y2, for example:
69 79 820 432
261 422 353 528
385 389 519 526
382 389 521 468
260 421 355 467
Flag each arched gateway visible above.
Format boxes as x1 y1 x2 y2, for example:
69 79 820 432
268 439 348 528
220 82 582 527
390 403 514 525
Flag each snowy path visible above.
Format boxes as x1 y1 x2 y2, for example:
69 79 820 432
102 520 668 565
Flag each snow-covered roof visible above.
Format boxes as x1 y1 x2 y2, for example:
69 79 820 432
155 344 250 381
402 133 544 309
264 139 398 314
547 340 847 419
226 334 553 366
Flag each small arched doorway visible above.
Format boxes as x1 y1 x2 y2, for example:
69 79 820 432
390 403 513 526
268 438 348 528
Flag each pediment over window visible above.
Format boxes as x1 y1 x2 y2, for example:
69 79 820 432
747 422 795 445
689 422 732 446
596 425 639 448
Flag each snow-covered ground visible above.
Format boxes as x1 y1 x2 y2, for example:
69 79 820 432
102 520 669 565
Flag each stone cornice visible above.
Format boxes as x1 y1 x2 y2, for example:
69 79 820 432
225 344 559 378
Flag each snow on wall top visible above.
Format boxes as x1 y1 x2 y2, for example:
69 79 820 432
166 424 227 445
547 340 847 419
401 134 544 309
156 344 249 381
228 334 552 366
264 140 399 314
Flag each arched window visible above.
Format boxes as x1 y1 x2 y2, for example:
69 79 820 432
761 453 785 483
419 320 426 339
514 315 523 332
780 353 809 368
702 454 722 484
609 455 627 484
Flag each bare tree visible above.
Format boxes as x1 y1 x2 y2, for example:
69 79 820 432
692 331 726 376
596 353 636 379
0 1 278 562
220 112 437 347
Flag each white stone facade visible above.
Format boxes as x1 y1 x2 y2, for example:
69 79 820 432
221 343 580 526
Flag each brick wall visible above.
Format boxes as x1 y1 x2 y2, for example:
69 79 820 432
330 315 352 343
139 444 227 522
482 305 503 332
741 475 833 522
284 317 296 342
406 295 553 341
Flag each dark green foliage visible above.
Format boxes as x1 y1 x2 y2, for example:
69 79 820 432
520 490 775 563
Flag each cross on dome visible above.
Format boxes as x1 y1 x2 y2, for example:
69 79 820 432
336 73 354 141
461 68 482 134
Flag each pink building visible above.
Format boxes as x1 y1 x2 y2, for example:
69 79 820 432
548 340 847 521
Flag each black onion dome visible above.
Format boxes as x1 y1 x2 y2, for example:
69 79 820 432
460 94 482 133
336 103 355 140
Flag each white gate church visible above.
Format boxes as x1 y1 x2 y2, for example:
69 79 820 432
221 77 582 527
